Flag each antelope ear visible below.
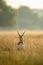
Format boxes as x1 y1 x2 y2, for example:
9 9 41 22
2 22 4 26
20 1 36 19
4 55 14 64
21 31 25 37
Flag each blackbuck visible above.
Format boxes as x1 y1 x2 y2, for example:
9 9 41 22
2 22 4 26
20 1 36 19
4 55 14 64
16 31 25 50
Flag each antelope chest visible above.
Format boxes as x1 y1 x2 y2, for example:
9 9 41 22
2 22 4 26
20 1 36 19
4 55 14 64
16 43 25 50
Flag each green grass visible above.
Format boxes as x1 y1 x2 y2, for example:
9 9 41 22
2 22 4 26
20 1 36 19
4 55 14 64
0 51 43 65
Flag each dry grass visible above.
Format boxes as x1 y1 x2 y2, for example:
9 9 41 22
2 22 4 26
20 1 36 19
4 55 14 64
0 30 43 65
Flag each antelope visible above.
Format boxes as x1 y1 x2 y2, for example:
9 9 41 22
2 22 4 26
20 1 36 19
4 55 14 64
16 31 25 50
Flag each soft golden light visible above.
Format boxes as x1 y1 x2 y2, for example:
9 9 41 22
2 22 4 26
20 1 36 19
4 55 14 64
5 0 43 9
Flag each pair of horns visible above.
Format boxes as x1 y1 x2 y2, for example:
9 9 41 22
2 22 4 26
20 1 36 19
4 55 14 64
17 31 25 37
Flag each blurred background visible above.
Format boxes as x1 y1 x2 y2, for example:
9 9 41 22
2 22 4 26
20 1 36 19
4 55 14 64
0 0 43 30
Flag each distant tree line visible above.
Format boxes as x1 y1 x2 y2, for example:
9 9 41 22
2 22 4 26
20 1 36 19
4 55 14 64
17 6 43 29
0 0 43 30
0 0 17 27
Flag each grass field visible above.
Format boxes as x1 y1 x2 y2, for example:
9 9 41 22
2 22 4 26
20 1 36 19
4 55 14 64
0 30 43 65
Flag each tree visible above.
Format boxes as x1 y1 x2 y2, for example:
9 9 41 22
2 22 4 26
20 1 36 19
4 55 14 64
0 0 17 27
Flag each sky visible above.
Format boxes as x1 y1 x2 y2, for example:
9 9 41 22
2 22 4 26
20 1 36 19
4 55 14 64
5 0 43 9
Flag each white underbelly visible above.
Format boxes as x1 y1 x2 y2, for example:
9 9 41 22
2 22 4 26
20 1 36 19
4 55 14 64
16 44 25 50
